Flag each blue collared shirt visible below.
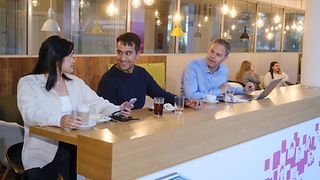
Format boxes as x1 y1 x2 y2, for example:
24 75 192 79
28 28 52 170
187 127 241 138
182 58 243 99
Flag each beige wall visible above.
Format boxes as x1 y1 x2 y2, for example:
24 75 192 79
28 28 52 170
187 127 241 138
166 53 300 95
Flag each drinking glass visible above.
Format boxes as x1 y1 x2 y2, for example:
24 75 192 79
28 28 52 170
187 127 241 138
153 97 164 116
174 96 185 115
77 103 90 125
224 89 235 103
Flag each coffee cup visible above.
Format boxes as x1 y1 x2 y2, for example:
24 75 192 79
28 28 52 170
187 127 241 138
77 104 90 125
204 94 217 103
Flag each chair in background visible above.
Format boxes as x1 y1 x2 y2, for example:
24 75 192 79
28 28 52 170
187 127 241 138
0 95 24 126
0 120 24 180
6 142 25 179
228 80 245 90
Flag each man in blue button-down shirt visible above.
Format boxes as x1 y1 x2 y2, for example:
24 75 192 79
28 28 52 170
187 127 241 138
182 39 254 100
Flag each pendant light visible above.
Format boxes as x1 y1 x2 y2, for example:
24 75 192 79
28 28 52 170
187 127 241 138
193 4 202 38
88 0 102 34
240 26 249 40
144 0 155 6
170 0 184 37
132 0 141 8
41 0 61 32
240 1 249 40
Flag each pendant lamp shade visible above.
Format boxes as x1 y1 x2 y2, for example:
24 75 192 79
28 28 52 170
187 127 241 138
41 0 61 32
170 26 184 36
240 26 249 39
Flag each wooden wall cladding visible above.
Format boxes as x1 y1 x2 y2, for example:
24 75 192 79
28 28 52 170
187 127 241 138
0 56 166 97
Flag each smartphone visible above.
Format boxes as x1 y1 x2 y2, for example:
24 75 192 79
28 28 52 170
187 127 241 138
126 98 137 108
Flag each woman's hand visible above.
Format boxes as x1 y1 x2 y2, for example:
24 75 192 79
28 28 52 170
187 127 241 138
119 102 132 117
185 99 204 110
60 114 82 129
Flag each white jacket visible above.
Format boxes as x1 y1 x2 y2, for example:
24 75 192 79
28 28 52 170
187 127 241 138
263 72 289 88
17 74 119 170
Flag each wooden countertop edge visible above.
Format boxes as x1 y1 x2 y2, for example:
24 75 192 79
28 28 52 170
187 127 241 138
30 126 78 145
77 94 320 179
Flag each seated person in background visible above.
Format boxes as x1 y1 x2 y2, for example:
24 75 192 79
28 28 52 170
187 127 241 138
236 60 262 90
97 32 202 109
263 61 289 87
182 39 254 100
17 36 132 180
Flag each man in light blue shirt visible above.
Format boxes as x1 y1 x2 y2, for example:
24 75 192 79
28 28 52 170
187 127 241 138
182 39 254 100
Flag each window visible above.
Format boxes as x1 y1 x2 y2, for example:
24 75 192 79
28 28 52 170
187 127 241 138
0 0 27 55
31 0 66 54
283 10 304 52
223 0 256 52
256 4 283 52
131 0 175 53
0 0 305 55
179 0 221 53
72 0 127 54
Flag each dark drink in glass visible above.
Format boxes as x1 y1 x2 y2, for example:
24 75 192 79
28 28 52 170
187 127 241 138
154 103 164 115
153 97 164 116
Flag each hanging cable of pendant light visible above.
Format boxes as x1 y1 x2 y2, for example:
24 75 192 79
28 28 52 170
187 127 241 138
41 0 61 32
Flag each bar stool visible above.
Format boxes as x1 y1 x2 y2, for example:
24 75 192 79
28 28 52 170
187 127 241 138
5 142 25 179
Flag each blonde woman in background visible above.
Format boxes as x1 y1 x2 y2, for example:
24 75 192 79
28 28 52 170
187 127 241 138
236 60 262 90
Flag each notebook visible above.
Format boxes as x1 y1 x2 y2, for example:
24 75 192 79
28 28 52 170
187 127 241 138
241 78 282 100
217 78 282 101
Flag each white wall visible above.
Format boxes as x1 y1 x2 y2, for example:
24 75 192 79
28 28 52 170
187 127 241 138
166 53 300 95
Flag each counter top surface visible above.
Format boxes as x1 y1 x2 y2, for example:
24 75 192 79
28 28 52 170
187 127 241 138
30 85 320 145
30 85 320 179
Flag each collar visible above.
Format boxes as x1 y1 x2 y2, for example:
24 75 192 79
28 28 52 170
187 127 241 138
201 59 221 74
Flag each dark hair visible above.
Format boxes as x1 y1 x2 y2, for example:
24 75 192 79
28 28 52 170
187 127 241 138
213 39 231 56
268 61 279 79
32 35 74 91
116 32 141 53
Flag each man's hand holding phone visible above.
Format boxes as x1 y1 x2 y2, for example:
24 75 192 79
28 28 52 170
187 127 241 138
119 98 137 117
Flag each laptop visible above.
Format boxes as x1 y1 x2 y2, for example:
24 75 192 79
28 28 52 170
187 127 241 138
217 78 282 101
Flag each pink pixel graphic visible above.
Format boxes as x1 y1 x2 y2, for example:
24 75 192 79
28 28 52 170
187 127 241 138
264 123 320 180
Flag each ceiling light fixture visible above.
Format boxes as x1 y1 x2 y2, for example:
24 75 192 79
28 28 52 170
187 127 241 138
144 0 154 6
171 0 183 37
240 26 249 40
32 0 39 7
106 2 118 16
41 0 61 32
132 0 141 8
229 0 237 18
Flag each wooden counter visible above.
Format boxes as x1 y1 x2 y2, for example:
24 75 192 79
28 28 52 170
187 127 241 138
30 85 320 179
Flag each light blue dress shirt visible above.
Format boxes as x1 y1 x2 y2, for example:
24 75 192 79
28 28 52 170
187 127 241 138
182 58 243 99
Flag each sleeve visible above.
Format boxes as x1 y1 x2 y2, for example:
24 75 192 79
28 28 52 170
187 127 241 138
97 75 119 105
80 79 120 116
281 72 289 84
183 64 207 99
17 78 62 127
263 72 272 88
145 71 175 105
247 72 261 84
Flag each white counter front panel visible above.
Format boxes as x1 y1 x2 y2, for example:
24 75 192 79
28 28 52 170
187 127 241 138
139 117 320 180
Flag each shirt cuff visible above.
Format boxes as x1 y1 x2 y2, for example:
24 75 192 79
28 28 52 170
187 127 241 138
47 114 63 127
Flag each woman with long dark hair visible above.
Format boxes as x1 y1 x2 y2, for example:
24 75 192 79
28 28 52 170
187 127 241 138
17 36 131 180
263 61 289 87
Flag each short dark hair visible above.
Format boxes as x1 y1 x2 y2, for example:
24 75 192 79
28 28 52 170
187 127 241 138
32 35 74 91
212 39 231 56
116 32 141 53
